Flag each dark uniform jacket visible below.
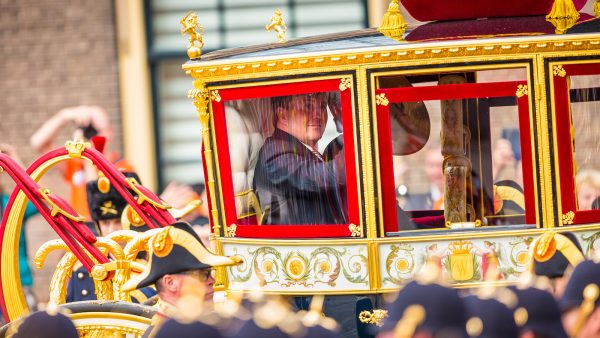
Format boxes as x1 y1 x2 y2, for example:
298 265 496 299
66 265 157 303
253 129 345 225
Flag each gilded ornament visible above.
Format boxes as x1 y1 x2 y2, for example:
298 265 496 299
339 77 352 91
378 0 407 41
516 84 528 98
514 307 529 326
358 309 389 327
65 140 88 158
595 0 600 17
448 241 475 282
227 224 237 237
375 93 389 106
546 0 580 34
265 8 287 43
562 211 575 225
39 188 86 222
210 90 222 102
153 228 174 257
553 65 567 77
180 12 205 59
349 223 362 237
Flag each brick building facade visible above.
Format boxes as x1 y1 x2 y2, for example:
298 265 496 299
0 0 123 304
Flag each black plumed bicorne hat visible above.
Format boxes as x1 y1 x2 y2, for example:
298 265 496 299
122 221 242 291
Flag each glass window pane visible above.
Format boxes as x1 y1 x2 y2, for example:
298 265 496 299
226 92 347 225
571 74 600 211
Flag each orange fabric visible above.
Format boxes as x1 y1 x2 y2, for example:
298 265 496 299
64 159 89 218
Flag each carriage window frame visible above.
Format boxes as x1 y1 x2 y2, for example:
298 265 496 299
375 80 535 234
210 78 361 238
551 62 600 225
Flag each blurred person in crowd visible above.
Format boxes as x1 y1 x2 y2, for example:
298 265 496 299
463 291 520 338
8 308 78 338
529 232 585 297
403 146 445 211
559 259 600 338
122 221 241 338
576 169 600 211
492 137 523 186
0 143 39 311
30 105 115 217
509 282 568 338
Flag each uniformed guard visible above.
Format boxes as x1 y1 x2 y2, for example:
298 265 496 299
153 317 225 338
7 309 78 338
301 296 343 338
559 259 600 338
463 291 520 338
529 232 585 297
231 296 304 338
509 283 568 338
122 221 242 338
378 281 468 338
66 171 156 304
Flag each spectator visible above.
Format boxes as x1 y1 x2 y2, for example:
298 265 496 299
576 169 600 211
0 143 39 311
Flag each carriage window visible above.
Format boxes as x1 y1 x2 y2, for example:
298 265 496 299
221 91 349 227
552 63 600 225
570 75 600 211
376 74 533 233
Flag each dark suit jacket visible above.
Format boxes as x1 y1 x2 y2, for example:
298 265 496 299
253 129 345 225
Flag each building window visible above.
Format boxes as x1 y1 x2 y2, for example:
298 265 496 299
145 0 368 187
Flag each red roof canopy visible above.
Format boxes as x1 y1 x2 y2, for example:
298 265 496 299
401 0 587 21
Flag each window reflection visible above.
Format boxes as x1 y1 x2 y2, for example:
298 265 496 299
225 91 347 225
383 87 526 230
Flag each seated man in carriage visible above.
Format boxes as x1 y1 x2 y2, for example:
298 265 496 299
253 92 346 225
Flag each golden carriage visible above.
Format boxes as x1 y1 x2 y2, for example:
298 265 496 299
1 0 600 335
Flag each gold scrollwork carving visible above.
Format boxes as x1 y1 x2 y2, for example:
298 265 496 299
65 140 89 158
210 90 222 102
375 94 389 106
188 80 210 125
227 224 237 237
339 77 352 91
553 65 567 77
349 223 362 237
562 211 575 225
516 84 528 98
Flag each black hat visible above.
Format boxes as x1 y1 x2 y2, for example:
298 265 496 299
508 285 568 338
86 171 141 224
154 318 224 338
559 259 600 312
122 221 242 291
381 281 468 338
463 294 519 338
531 232 585 279
10 310 78 338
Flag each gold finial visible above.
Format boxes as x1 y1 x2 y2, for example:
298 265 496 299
378 0 407 41
595 0 600 17
546 0 580 34
266 8 287 43
180 12 205 59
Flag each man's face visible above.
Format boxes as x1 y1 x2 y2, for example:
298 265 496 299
280 94 327 146
180 269 215 303
98 218 121 236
